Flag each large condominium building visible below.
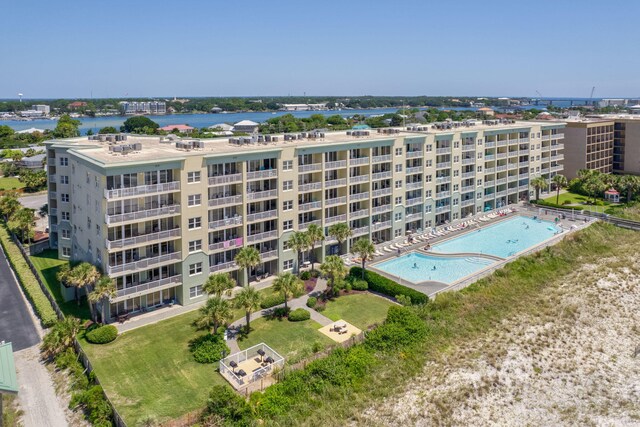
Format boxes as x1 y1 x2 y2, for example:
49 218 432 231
560 119 614 179
119 101 166 115
45 120 564 322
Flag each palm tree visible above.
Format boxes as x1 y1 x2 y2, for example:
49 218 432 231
327 223 352 255
68 262 100 307
0 192 20 221
552 174 568 205
288 231 310 274
584 174 606 204
306 224 325 270
196 296 232 335
530 176 548 201
234 287 262 333
203 272 236 298
351 238 375 279
619 175 640 203
7 207 35 243
272 272 303 311
319 255 347 293
88 276 117 324
56 263 72 288
40 316 81 359
234 246 261 286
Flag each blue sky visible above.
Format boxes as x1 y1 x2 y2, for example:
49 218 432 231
2 0 640 98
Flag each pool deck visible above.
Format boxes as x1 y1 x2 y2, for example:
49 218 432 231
366 203 595 297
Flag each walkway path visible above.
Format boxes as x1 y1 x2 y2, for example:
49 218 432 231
225 278 333 354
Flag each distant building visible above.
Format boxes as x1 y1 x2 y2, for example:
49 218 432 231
477 107 495 117
16 153 46 170
20 109 46 118
233 120 259 133
280 103 328 111
32 104 50 115
559 118 614 178
208 123 234 132
158 124 194 134
119 101 167 115
68 101 88 109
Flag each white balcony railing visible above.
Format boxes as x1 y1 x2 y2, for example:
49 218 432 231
372 220 392 231
299 219 322 230
106 251 182 276
114 275 182 301
461 185 474 193
406 197 423 207
246 169 277 180
209 238 243 252
352 226 369 236
372 154 392 163
299 201 322 211
106 228 181 250
209 216 243 229
208 173 242 186
260 250 278 261
246 210 278 222
349 209 369 219
436 191 451 199
349 175 369 184
299 182 322 192
246 189 278 200
349 157 369 166
372 204 391 214
435 205 451 213
406 181 423 190
325 214 347 225
246 230 278 243
104 181 180 200
298 163 322 173
461 199 475 207
105 204 181 225
436 162 452 169
324 160 347 169
208 195 243 207
406 212 422 221
406 151 423 158
372 188 392 197
406 166 422 175
210 261 238 273
325 196 346 207
372 171 392 180
325 178 347 188
350 191 369 201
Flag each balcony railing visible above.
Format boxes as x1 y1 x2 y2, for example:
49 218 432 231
246 169 277 180
372 220 391 231
349 209 369 219
406 197 423 207
106 228 181 250
496 178 507 185
485 141 496 148
406 212 422 221
298 163 322 173
209 216 243 229
551 143 565 150
435 205 451 214
497 153 508 159
508 163 518 170
406 151 423 158
484 193 495 200
352 226 369 236
405 166 422 175
461 185 474 193
435 191 451 199
461 199 475 207
496 165 508 172
50 191 57 199
462 172 475 179
406 181 423 190
372 204 391 214
246 230 278 243
326 196 347 207
325 178 347 188
350 191 369 201
299 201 322 211
484 181 495 188
324 160 347 169
551 165 563 172
436 162 452 169
484 154 496 161
372 188 392 197
106 251 182 276
246 210 278 222
299 219 322 230
325 214 347 225
105 204 181 225
372 171 392 180
551 133 564 140
349 157 369 166
436 147 451 154
104 181 180 199
209 238 243 252
114 275 182 301
462 158 475 165
551 155 564 161
208 195 243 207
497 140 508 147
496 191 507 197
519 185 529 191
484 168 495 174
246 189 278 200
372 154 392 163
299 182 322 192
210 261 238 273
462 144 475 151
208 173 242 186
260 250 278 261
349 175 369 184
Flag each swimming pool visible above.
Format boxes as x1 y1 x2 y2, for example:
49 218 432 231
431 216 560 259
374 252 493 284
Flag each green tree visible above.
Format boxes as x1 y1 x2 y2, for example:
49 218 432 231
272 272 303 311
121 116 159 133
234 246 261 286
288 231 310 274
619 175 640 202
530 176 548 201
52 114 81 138
68 262 101 307
98 126 118 134
306 223 324 270
196 296 232 335
88 276 117 323
40 316 80 359
0 125 15 138
584 175 607 204
203 272 236 298
327 223 352 255
7 207 35 242
234 286 262 333
319 255 347 294
551 174 568 205
351 238 375 279
0 191 20 220
18 169 47 191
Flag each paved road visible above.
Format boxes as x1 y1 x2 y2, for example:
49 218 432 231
0 245 40 350
18 193 47 211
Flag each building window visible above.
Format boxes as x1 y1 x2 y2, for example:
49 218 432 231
394 196 402 205
188 217 202 229
283 160 293 171
87 217 91 228
188 194 201 206
189 262 203 276
453 155 459 163
395 180 403 189
453 198 459 206
60 175 69 184
425 205 432 213
454 141 460 148
283 180 293 191
61 229 70 239
394 212 402 221
59 157 68 166
189 285 203 298
62 246 71 257
96 224 100 235
426 190 432 198
453 170 459 177
283 220 293 231
187 171 201 183
453 184 459 191
61 193 70 202
395 148 403 156
395 164 402 173
394 229 402 237
283 200 293 211
426 159 433 167
189 240 202 252
425 175 432 182
61 212 70 221
426 145 432 152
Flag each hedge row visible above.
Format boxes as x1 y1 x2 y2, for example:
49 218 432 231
0 225 57 327
349 266 429 305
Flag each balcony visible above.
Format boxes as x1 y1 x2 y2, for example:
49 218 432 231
299 201 322 212
406 197 423 207
47 157 56 166
299 182 322 192
508 174 519 181
208 195 243 208
484 193 495 200
519 173 529 180
436 191 451 199
372 204 391 214
246 189 278 201
496 191 507 197
436 162 452 169
541 168 550 174
462 144 475 151
50 191 57 199
406 181 423 190
326 196 347 207
461 185 474 193
436 176 452 184
519 184 529 191
325 178 347 188
246 210 278 222
496 178 507 185
349 157 369 166
497 140 508 147
260 250 278 262
104 181 180 200
372 154 392 163
352 226 369 237
496 165 508 172
435 205 450 214
461 199 475 207
50 208 57 216
485 141 496 148
113 275 183 302
106 228 181 251
436 147 451 154
208 173 242 186
325 160 347 169
105 204 181 225
106 251 182 276
372 171 392 180
209 238 243 252
246 230 278 243
406 166 422 175
350 191 369 201
299 219 322 230
519 137 530 143
551 133 564 140
210 261 238 274
551 143 564 150
484 181 495 188
508 151 519 157
484 168 495 174
209 216 243 229
406 151 423 159
497 153 508 159
484 154 496 161
508 163 518 170
49 174 56 183
551 165 563 172
349 174 369 184
325 214 347 225
462 158 475 165
298 163 322 173
406 212 422 221
372 188 392 197
518 161 530 168
461 172 475 179
246 169 277 180
372 220 392 231
551 154 564 162
350 209 369 219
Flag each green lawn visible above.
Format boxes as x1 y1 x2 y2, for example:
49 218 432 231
30 249 92 321
237 317 333 364
322 293 395 330
0 177 24 191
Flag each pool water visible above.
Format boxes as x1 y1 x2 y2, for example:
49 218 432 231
431 216 560 259
375 252 493 284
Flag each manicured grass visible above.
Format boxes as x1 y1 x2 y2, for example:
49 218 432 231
237 317 334 364
81 309 228 425
322 293 395 330
30 249 91 321
542 190 600 205
0 176 24 191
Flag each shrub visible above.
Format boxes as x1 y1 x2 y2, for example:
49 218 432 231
260 294 285 309
0 225 57 327
189 334 229 364
70 385 113 426
349 267 428 305
351 279 368 291
288 308 311 322
310 269 320 278
306 296 317 308
365 306 428 351
395 294 412 306
300 271 311 280
204 385 252 426
272 306 290 318
85 325 118 344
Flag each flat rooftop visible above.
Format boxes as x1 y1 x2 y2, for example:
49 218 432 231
46 120 561 166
